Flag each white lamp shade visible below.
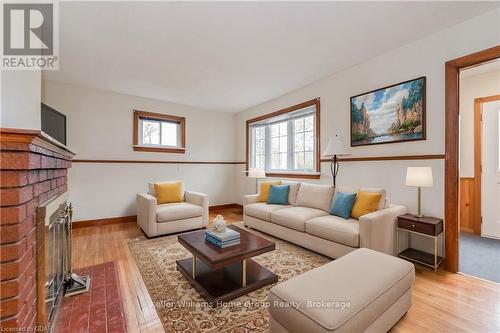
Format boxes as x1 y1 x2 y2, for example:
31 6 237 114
405 167 433 187
248 168 266 178
322 135 349 157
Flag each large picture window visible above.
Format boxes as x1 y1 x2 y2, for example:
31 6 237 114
246 98 320 178
133 110 186 153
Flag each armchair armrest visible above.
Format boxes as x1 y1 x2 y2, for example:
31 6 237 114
243 194 260 206
359 204 407 255
136 193 158 237
185 191 209 227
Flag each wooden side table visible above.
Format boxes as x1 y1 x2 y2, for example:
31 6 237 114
396 214 444 271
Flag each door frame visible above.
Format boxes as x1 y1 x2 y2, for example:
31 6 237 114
444 45 500 272
474 95 500 237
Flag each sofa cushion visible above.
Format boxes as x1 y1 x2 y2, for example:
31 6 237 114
282 181 300 205
268 184 290 205
156 202 203 222
351 191 382 219
330 192 357 219
271 207 328 232
268 248 415 333
306 215 360 247
295 183 334 212
154 181 184 204
360 187 387 210
335 186 386 210
258 180 281 202
244 202 290 221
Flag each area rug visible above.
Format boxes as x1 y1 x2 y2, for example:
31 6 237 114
128 222 330 333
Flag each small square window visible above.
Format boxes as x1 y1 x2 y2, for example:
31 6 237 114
133 110 185 153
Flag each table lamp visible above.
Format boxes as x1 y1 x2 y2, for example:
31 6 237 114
322 135 350 187
405 167 433 218
248 168 266 193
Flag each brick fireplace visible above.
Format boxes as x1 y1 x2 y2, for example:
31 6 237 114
0 128 73 330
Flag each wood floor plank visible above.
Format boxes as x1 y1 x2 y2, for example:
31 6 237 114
71 208 499 333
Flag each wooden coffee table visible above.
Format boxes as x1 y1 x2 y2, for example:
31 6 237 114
176 225 278 305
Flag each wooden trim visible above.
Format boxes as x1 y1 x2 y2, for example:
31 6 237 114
72 215 137 228
265 172 321 179
473 99 482 235
321 154 445 163
471 95 500 235
246 98 320 124
72 205 243 228
133 110 186 153
132 146 186 154
476 94 500 103
444 45 500 272
0 127 75 157
73 159 245 165
245 98 321 175
350 76 427 147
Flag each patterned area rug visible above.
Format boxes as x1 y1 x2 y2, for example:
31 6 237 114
128 222 330 332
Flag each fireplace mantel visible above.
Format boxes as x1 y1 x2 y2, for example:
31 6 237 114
0 128 74 330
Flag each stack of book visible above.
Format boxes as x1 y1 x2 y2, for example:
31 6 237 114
205 228 240 248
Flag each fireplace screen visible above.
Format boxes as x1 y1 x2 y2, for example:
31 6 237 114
36 194 70 326
44 201 69 324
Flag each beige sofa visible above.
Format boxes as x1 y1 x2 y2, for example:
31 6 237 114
136 183 209 237
243 182 407 258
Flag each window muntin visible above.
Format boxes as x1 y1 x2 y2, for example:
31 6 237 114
247 100 319 175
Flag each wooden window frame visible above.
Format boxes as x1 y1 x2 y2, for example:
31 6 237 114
133 110 186 154
246 98 321 179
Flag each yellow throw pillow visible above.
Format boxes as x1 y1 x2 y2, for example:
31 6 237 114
351 191 382 219
154 181 183 204
258 181 281 202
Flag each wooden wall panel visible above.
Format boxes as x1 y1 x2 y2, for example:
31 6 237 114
459 178 479 234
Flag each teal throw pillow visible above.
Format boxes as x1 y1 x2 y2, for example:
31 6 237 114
330 192 357 219
267 184 290 205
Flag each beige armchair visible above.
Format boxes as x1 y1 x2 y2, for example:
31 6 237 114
136 183 209 237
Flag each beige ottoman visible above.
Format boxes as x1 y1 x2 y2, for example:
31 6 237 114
268 248 414 333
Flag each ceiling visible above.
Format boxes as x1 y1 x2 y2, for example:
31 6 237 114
43 1 499 112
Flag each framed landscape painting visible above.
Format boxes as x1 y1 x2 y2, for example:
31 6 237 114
350 77 426 146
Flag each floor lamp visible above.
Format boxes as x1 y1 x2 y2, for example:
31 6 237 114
322 135 349 187
248 168 266 193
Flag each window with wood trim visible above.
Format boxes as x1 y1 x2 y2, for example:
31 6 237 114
246 98 320 178
133 110 185 153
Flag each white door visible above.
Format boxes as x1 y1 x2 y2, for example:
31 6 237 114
481 100 500 239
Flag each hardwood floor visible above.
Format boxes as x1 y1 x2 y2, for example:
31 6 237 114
71 207 500 333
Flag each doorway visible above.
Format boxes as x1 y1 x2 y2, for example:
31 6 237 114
458 66 500 281
444 45 500 273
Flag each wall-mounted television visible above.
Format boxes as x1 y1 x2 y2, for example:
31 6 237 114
41 103 66 145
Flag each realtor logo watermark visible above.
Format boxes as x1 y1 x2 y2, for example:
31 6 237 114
1 1 58 69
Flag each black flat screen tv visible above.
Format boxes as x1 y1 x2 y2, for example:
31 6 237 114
41 103 66 145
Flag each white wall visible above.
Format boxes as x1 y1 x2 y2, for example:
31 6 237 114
459 70 500 177
1 70 42 130
235 8 500 255
42 80 238 221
